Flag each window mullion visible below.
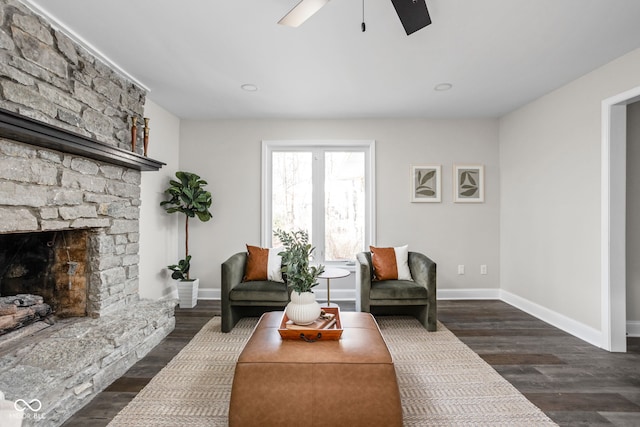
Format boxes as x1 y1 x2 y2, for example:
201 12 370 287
261 144 273 247
312 149 325 263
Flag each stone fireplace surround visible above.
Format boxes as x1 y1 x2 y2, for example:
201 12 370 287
0 113 176 427
0 0 176 425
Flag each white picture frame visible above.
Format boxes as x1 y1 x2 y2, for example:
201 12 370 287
411 165 441 203
454 164 484 203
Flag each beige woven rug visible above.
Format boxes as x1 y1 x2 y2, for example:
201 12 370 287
108 316 556 427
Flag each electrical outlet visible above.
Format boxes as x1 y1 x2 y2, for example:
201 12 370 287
457 265 465 275
480 265 487 275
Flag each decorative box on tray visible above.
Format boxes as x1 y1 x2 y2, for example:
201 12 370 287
278 306 343 341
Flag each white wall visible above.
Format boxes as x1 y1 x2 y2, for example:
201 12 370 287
138 99 181 299
499 48 640 331
179 119 500 298
627 101 640 321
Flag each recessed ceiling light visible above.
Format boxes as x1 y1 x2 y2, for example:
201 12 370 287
241 84 258 92
434 83 453 91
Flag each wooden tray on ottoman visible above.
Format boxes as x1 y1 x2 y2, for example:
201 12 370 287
278 307 343 341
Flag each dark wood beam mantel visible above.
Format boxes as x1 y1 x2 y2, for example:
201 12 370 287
0 107 165 171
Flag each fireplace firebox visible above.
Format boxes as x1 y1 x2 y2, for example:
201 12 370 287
0 229 88 318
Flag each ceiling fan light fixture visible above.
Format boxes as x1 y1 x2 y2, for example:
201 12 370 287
278 0 330 28
390 0 431 35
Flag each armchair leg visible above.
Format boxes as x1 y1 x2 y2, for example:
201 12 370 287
417 303 437 332
222 306 242 333
361 301 371 313
426 301 437 331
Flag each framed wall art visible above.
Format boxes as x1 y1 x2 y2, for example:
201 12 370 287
411 165 441 203
453 164 484 203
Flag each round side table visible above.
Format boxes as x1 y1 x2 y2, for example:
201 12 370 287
318 268 350 308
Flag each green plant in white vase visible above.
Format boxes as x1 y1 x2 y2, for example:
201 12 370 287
274 229 325 324
160 171 212 308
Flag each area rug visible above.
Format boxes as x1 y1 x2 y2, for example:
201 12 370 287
107 316 556 427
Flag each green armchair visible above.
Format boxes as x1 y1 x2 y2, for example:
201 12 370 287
221 252 289 332
356 251 437 331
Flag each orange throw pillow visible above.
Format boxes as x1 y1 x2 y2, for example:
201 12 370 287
244 245 284 282
370 245 413 281
370 246 398 280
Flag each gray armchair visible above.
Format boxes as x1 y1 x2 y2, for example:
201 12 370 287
221 252 290 332
356 251 437 331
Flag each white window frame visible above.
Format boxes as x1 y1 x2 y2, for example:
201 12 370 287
261 140 376 266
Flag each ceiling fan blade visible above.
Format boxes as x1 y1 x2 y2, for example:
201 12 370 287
390 0 432 35
278 0 331 27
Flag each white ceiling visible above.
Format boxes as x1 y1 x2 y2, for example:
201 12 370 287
22 0 640 120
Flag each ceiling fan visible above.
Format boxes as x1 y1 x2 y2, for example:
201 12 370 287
278 0 432 35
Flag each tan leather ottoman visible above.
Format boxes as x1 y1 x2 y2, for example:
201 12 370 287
228 311 402 427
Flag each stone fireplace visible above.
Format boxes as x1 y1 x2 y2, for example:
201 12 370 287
0 114 176 426
0 1 175 425
0 127 151 318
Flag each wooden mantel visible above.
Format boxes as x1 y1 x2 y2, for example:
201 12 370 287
0 107 165 171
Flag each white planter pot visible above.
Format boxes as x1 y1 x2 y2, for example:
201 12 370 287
177 278 199 308
286 291 321 325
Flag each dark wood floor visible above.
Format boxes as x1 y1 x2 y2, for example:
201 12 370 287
63 300 640 426
439 300 640 426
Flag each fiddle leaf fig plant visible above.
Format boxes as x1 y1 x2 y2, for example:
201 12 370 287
160 171 212 280
167 255 191 281
274 229 324 294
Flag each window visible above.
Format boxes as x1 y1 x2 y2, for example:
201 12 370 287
262 140 375 265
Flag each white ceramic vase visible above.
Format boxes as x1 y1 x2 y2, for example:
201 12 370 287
286 291 321 325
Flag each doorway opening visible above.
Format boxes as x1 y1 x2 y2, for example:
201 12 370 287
602 85 640 352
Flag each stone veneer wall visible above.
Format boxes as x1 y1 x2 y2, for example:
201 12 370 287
0 0 149 315
0 0 146 152
0 1 176 425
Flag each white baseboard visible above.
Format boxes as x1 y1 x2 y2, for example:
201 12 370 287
627 321 640 337
198 287 499 302
437 288 500 300
194 285 611 348
198 288 219 300
439 289 605 349
499 289 603 348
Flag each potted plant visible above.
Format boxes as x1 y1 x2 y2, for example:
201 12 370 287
160 171 212 308
274 229 325 325
167 255 191 281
